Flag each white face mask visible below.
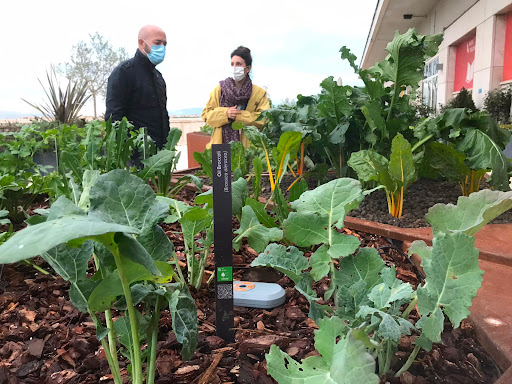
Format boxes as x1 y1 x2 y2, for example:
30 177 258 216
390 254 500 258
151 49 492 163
233 66 246 81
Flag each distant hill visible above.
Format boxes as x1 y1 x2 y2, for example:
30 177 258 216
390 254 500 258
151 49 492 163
0 110 40 119
169 107 202 116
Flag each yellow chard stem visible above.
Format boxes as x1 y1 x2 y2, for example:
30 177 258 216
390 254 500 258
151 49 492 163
398 186 404 218
300 141 305 176
287 176 301 191
288 163 297 178
385 190 392 215
476 175 482 191
263 145 275 191
390 193 396 217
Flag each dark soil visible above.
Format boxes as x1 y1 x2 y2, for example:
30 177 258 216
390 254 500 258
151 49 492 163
0 187 503 383
249 173 512 229
348 178 512 228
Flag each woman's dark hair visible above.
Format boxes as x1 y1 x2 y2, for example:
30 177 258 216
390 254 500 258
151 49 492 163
231 46 252 66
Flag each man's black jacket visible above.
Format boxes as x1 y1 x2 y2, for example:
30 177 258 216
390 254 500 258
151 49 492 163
106 49 170 148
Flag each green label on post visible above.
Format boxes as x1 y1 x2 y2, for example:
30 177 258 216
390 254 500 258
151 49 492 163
217 266 233 282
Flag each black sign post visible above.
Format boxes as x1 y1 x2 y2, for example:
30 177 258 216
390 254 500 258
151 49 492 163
212 144 234 342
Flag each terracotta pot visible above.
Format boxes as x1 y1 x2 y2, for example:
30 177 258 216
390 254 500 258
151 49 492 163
187 131 210 168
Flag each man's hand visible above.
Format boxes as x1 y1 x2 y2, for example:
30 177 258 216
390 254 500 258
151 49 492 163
227 106 241 120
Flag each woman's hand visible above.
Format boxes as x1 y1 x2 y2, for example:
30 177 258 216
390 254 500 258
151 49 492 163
227 106 241 120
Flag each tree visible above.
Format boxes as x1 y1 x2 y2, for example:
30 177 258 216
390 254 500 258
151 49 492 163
60 32 129 118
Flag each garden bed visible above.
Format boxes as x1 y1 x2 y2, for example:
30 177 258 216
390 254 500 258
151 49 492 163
0 231 501 384
0 187 504 384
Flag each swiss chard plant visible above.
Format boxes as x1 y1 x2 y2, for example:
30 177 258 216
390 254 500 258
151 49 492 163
348 133 417 218
250 177 512 381
340 29 443 217
0 169 198 384
413 108 512 193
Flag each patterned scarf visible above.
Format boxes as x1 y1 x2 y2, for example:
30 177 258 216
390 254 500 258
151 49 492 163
219 77 253 143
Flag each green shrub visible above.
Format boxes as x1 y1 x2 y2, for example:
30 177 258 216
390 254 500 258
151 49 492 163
442 87 477 112
484 86 512 124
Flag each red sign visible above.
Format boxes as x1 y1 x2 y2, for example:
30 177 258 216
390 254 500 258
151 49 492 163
503 12 512 82
454 35 476 92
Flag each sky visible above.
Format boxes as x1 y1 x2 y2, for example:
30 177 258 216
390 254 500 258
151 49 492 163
0 0 377 117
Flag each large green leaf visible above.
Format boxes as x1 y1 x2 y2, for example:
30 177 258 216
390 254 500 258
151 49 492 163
314 316 349 365
289 178 308 203
271 131 302 171
232 177 248 217
167 285 198 361
88 258 173 312
372 29 442 108
60 150 83 184
164 128 182 151
138 225 175 262
245 198 278 228
426 189 512 236
114 232 161 276
388 133 417 192
78 169 100 211
416 232 482 344
42 241 94 283
251 243 308 284
47 196 86 220
335 247 385 289
266 331 378 384
347 150 394 191
234 206 283 253
243 125 272 149
284 212 329 247
0 216 137 264
328 232 361 259
317 76 352 137
424 142 472 183
457 128 511 191
89 169 156 229
361 101 387 140
310 244 331 281
138 150 177 181
179 207 212 251
291 178 363 229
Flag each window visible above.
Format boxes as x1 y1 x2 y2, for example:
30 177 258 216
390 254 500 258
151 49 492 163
422 56 439 111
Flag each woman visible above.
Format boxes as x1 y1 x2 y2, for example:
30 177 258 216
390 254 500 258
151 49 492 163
202 46 270 148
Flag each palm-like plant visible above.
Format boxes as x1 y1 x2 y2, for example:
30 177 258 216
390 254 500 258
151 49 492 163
22 65 91 125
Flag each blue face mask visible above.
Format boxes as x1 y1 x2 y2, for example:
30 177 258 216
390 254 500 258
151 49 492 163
144 41 166 65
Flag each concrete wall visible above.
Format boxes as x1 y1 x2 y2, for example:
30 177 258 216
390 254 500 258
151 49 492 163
169 117 205 146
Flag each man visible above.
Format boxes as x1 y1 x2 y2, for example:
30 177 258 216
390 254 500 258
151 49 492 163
106 25 169 148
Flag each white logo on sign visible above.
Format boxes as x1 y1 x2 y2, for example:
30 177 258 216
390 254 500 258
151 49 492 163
466 61 474 83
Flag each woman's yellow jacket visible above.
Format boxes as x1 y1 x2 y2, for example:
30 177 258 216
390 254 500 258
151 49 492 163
201 83 270 148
